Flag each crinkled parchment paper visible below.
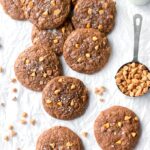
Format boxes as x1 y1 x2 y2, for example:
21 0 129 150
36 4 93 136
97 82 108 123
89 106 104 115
0 0 150 149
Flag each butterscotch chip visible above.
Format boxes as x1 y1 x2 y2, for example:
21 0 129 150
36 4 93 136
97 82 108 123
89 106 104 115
25 0 71 29
20 119 27 125
14 45 62 91
32 20 73 56
11 131 17 137
81 132 88 137
94 106 141 150
8 125 14 130
0 0 26 20
95 86 106 95
36 126 84 150
22 112 28 118
63 29 111 74
115 62 150 97
4 136 9 141
72 0 116 34
30 119 36 125
0 66 3 73
42 76 88 120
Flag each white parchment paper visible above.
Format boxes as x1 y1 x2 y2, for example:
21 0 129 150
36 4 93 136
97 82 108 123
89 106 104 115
0 0 150 150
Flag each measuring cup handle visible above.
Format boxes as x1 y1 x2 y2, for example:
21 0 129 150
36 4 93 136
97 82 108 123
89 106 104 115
133 14 143 62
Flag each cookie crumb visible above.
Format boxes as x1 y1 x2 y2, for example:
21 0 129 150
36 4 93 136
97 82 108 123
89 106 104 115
81 132 88 137
11 78 17 83
12 88 17 93
12 97 17 101
95 86 106 95
99 99 105 103
1 102 5 107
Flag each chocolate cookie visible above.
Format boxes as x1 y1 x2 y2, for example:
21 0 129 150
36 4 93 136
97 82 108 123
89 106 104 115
36 126 84 150
25 0 71 30
32 20 73 56
71 0 77 6
94 106 141 150
42 76 88 120
14 45 62 91
0 0 26 20
63 28 111 74
72 0 116 34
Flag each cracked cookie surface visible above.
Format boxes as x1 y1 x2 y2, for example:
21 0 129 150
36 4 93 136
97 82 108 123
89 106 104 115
94 106 141 150
72 0 116 34
42 76 88 120
36 126 84 150
0 0 26 20
25 0 71 29
63 28 111 74
32 20 73 56
14 45 62 91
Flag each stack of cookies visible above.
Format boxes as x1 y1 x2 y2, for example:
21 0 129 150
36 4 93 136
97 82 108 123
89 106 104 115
1 0 142 150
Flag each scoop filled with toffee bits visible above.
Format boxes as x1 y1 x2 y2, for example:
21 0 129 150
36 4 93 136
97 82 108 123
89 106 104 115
115 14 150 97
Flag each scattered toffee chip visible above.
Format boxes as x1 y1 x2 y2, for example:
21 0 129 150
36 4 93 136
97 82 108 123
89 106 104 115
0 0 26 20
63 28 111 74
72 0 116 34
42 76 88 120
94 106 141 150
36 126 84 150
32 20 73 56
24 0 71 29
14 45 62 91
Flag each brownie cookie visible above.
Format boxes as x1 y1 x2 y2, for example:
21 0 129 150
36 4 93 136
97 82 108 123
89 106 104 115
0 0 26 20
42 76 88 120
14 45 62 92
36 126 84 150
71 0 77 6
24 0 71 30
72 0 116 34
32 20 73 56
63 28 111 74
94 106 141 150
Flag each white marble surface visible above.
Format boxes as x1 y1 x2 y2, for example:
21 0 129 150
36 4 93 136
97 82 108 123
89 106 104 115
0 0 150 150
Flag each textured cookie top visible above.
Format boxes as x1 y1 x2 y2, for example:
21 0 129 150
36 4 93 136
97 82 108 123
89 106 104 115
0 0 26 20
72 0 116 34
42 76 88 120
94 106 141 150
14 45 62 91
63 28 111 74
36 126 84 150
24 0 71 29
32 20 73 56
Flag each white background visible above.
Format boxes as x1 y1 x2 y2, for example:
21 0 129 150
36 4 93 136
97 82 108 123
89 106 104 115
0 0 150 150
